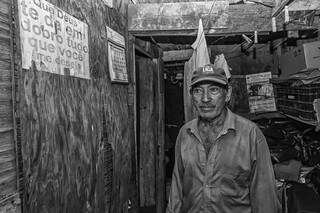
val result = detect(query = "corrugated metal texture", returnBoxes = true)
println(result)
[0,0,18,205]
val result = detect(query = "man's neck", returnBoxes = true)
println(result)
[198,108,227,132]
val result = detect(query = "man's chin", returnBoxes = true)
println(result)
[198,112,217,120]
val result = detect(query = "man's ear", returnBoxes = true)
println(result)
[225,85,232,102]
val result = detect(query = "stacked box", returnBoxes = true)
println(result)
[273,82,320,121]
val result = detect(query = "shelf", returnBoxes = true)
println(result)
[280,113,320,131]
[246,111,285,121]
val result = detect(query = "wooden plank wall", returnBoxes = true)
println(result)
[154,57,165,213]
[134,39,165,211]
[137,56,157,207]
[13,0,135,213]
[0,0,20,212]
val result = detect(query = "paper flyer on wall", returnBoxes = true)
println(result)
[18,0,90,79]
[246,72,277,113]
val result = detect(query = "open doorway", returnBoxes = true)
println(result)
[162,60,185,202]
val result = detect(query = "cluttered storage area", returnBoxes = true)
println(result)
[130,1,320,212]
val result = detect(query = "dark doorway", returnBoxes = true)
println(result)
[163,61,185,202]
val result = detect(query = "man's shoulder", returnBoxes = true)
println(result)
[231,111,265,142]
[182,118,197,128]
[232,112,259,131]
[177,118,197,134]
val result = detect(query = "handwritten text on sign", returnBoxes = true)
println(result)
[18,0,90,79]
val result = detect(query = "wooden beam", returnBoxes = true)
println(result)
[162,49,193,62]
[245,0,274,8]
[129,1,229,33]
[275,10,319,31]
[272,0,320,17]
[272,0,294,17]
[288,0,320,11]
[129,3,274,36]
[129,1,319,41]
[137,0,275,4]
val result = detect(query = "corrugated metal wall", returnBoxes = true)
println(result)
[0,0,19,209]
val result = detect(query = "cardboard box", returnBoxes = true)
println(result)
[279,40,320,78]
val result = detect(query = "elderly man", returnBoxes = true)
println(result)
[166,64,280,213]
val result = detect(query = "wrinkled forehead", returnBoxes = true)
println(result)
[191,80,227,90]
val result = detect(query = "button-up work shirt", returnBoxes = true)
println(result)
[166,109,281,213]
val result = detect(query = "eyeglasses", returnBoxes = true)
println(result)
[192,86,223,97]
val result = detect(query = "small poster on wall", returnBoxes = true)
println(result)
[108,43,128,83]
[106,26,128,83]
[18,0,90,79]
[246,72,277,113]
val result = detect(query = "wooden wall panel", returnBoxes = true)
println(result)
[137,57,156,207]
[20,72,103,213]
[155,58,165,213]
[0,101,13,129]
[0,0,19,211]
[13,0,134,213]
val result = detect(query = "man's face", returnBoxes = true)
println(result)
[191,82,230,120]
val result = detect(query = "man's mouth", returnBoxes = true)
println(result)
[200,106,215,111]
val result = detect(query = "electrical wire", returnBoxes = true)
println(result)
[193,0,219,50]
[193,0,320,61]
[204,0,219,33]
[226,38,289,60]
[284,4,320,25]
[225,3,320,60]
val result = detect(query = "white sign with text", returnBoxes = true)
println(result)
[106,26,125,47]
[18,0,90,79]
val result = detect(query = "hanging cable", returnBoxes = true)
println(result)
[204,0,218,34]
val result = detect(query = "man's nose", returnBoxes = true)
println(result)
[201,89,211,102]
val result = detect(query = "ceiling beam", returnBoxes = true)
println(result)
[162,49,193,62]
[129,2,317,36]
[129,3,273,35]
[129,1,319,45]
[288,0,320,11]
[129,1,229,35]
[272,0,294,17]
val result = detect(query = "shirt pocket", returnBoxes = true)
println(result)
[219,171,250,198]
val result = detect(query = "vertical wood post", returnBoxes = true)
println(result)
[154,56,165,213]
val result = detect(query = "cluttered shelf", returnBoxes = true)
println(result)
[281,113,320,131]
[271,68,320,131]
[241,111,319,129]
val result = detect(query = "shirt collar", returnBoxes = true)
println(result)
[187,108,237,138]
[221,108,236,134]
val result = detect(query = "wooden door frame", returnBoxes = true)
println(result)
[133,37,165,213]
[154,57,165,213]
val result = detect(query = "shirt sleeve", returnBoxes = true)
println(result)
[166,130,184,213]
[250,127,281,213]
